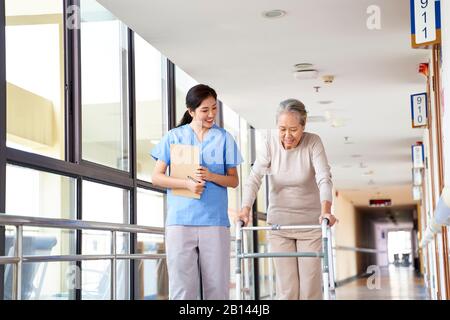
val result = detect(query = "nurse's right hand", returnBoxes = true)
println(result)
[186,178,205,195]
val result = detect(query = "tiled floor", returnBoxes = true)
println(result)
[334,265,428,300]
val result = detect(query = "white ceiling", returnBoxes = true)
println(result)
[98,0,430,206]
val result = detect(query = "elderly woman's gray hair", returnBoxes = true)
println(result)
[276,99,308,126]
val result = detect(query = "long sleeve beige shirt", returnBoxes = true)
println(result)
[242,131,333,225]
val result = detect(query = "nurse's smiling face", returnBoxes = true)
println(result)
[189,96,217,129]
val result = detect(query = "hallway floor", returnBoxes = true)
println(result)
[335,265,428,300]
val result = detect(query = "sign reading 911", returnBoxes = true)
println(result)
[410,0,441,48]
[410,93,427,127]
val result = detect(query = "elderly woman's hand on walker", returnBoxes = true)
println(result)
[319,213,338,227]
[236,206,252,227]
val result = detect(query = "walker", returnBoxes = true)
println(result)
[234,218,336,300]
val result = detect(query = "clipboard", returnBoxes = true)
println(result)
[170,144,201,199]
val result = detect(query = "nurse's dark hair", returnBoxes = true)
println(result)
[176,84,217,127]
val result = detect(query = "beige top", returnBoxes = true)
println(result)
[242,131,333,225]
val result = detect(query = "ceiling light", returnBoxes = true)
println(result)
[344,136,354,145]
[308,115,327,123]
[331,118,345,127]
[351,154,362,158]
[318,100,333,105]
[262,9,286,19]
[293,69,318,80]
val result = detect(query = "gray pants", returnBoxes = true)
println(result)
[165,226,230,300]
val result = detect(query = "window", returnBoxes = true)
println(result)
[223,104,241,217]
[4,165,77,299]
[5,0,65,159]
[175,66,197,126]
[255,129,267,213]
[81,180,130,299]
[239,119,251,194]
[134,34,167,182]
[135,189,167,300]
[80,0,129,171]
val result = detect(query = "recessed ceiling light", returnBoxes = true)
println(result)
[331,119,345,127]
[307,115,327,122]
[262,9,286,19]
[318,100,333,105]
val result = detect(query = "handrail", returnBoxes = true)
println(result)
[0,214,166,300]
[420,187,450,248]
[0,214,164,234]
[333,245,386,254]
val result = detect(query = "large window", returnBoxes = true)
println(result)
[134,34,167,182]
[81,0,129,171]
[255,129,267,213]
[81,181,130,299]
[4,165,77,299]
[223,104,241,217]
[135,189,167,300]
[5,0,65,159]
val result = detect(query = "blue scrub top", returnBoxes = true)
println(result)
[150,124,243,227]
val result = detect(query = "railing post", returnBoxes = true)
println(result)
[111,231,116,300]
[12,225,23,300]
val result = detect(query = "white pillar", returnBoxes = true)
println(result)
[441,0,450,186]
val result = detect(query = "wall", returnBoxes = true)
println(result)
[332,192,358,283]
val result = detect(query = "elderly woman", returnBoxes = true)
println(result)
[238,98,336,300]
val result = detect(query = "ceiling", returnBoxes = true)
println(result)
[98,0,430,206]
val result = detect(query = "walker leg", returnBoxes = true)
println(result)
[321,219,330,300]
[235,221,243,300]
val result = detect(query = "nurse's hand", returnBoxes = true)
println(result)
[319,213,338,227]
[236,206,252,227]
[186,178,206,195]
[196,166,213,181]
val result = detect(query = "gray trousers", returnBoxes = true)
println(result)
[165,226,230,300]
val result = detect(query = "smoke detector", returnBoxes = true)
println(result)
[293,63,318,80]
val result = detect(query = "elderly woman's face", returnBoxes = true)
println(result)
[277,112,304,150]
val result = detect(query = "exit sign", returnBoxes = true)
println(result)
[369,199,392,207]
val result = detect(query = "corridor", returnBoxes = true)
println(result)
[335,266,428,300]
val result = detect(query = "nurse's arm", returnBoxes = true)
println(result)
[208,167,239,188]
[151,159,188,189]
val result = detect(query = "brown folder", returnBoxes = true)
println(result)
[170,144,201,199]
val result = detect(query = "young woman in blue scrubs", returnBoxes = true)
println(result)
[151,84,243,300]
